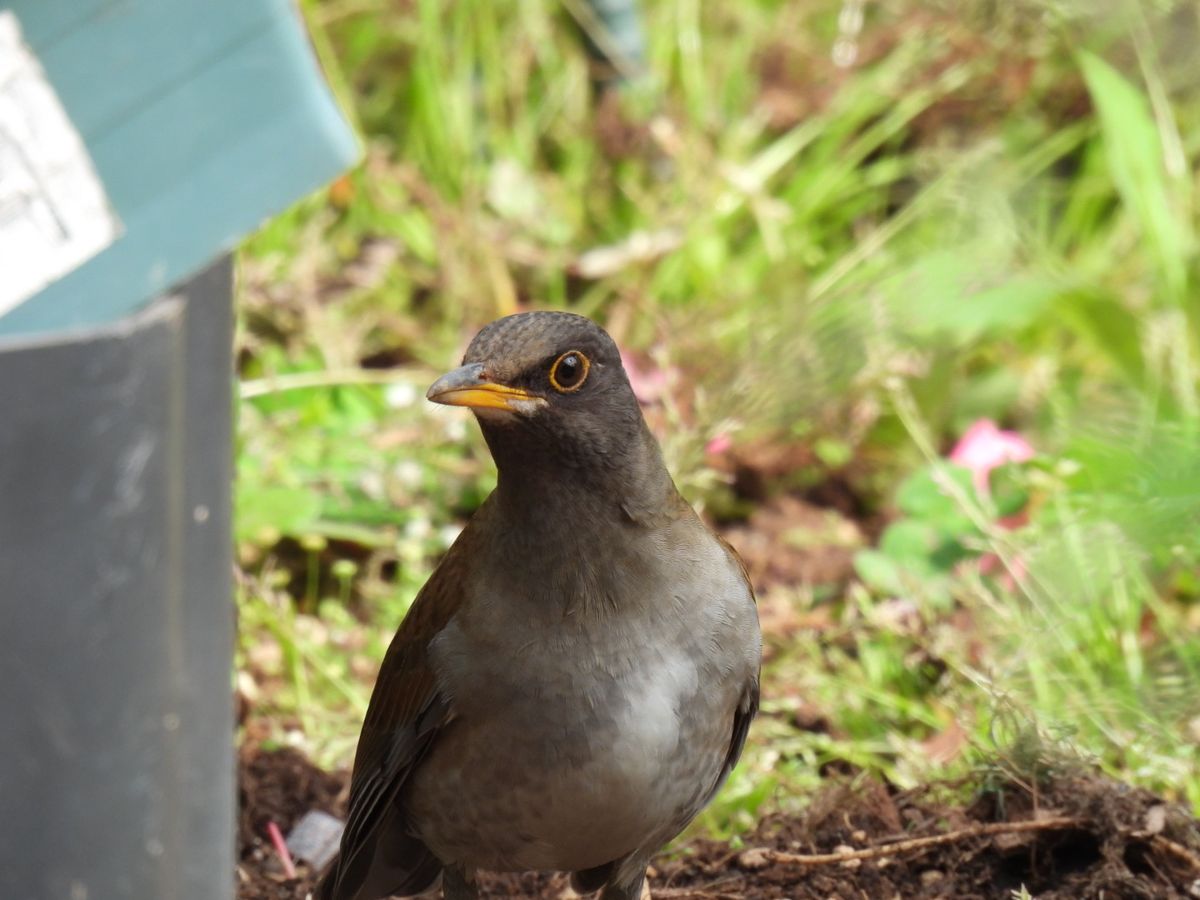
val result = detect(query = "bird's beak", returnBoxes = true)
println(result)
[426,363,545,413]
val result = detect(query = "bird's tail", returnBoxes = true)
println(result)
[313,861,339,900]
[313,837,442,900]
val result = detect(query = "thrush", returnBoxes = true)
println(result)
[317,311,761,900]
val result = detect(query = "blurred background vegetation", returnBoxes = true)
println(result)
[235,0,1200,833]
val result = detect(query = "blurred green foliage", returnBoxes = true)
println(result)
[236,0,1200,823]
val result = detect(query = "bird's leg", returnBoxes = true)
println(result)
[598,867,650,900]
[441,866,479,900]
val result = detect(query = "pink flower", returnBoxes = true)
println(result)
[705,433,733,456]
[949,419,1034,592]
[620,350,671,404]
[949,419,1034,497]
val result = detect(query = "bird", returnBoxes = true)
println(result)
[317,311,761,900]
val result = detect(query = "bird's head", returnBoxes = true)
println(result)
[426,312,653,486]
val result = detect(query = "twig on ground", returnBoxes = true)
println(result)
[1150,834,1200,873]
[694,847,745,876]
[739,816,1083,868]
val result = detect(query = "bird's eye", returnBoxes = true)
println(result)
[549,350,590,393]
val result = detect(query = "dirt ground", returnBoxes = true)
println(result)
[238,745,1200,900]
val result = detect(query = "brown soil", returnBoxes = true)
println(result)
[238,747,1200,900]
[720,494,862,596]
[238,746,347,899]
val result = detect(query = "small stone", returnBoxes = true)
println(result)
[994,830,1034,850]
[236,670,259,702]
[833,845,860,869]
[737,847,772,870]
[286,810,345,871]
[1143,804,1166,835]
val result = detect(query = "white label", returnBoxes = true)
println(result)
[0,10,121,317]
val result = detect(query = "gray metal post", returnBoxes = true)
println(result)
[582,0,646,89]
[0,257,235,900]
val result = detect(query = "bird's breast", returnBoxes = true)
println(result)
[404,524,759,873]
[407,601,740,873]
[426,605,710,777]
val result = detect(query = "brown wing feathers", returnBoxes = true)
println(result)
[317,534,474,900]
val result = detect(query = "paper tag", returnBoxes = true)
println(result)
[0,10,121,317]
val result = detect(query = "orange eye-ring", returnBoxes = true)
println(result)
[549,350,590,393]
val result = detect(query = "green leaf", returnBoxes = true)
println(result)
[854,549,906,595]
[305,520,396,549]
[894,465,977,536]
[814,437,853,468]
[879,520,943,567]
[1078,51,1189,302]
[989,462,1031,520]
[236,485,322,545]
[1057,289,1146,385]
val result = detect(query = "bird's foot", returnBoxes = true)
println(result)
[598,872,650,900]
[442,866,478,900]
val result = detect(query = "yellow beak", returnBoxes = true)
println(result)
[426,363,544,413]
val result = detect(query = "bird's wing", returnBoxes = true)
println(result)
[318,528,476,900]
[713,535,762,794]
[719,675,760,787]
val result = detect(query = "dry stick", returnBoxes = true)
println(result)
[1150,834,1200,873]
[743,816,1082,868]
[650,820,1200,899]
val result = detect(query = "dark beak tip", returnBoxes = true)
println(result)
[426,362,488,405]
